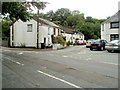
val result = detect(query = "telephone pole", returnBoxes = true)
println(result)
[37,9,39,49]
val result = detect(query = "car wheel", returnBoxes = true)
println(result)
[90,48,93,51]
[101,47,104,51]
[107,50,112,52]
[98,47,104,51]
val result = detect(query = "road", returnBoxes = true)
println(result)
[2,45,119,88]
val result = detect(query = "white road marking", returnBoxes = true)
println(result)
[12,60,24,66]
[18,52,23,55]
[101,61,118,66]
[4,57,24,66]
[86,58,92,61]
[37,70,82,88]
[43,66,47,69]
[62,56,68,57]
[16,62,21,65]
[21,64,24,66]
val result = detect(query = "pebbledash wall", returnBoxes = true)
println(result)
[101,12,120,42]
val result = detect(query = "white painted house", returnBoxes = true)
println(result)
[10,16,61,48]
[61,27,84,43]
[101,12,120,42]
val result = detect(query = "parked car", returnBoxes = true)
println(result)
[105,40,120,52]
[89,39,107,51]
[76,40,86,45]
[86,39,95,48]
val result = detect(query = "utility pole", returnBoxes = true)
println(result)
[37,9,39,49]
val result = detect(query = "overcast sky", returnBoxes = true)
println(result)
[37,0,120,19]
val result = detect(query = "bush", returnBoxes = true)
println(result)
[67,41,73,46]
[53,36,66,46]
[20,43,26,47]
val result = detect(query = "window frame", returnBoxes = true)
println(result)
[110,34,119,41]
[53,28,56,35]
[27,24,33,32]
[102,24,104,31]
[48,27,50,35]
[110,22,119,29]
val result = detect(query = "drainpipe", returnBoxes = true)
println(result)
[11,24,14,47]
[118,1,120,40]
[37,9,39,49]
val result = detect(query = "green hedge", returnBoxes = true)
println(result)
[53,36,66,45]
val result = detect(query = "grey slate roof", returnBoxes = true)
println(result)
[61,27,84,35]
[60,27,73,34]
[102,11,120,24]
[33,16,59,28]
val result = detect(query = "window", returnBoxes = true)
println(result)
[53,28,56,35]
[110,34,119,41]
[58,29,60,36]
[48,28,50,35]
[27,24,32,32]
[110,22,119,28]
[102,24,104,31]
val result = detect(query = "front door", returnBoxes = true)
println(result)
[44,37,46,46]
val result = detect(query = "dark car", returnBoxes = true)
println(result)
[89,40,107,51]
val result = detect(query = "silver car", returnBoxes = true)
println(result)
[105,40,120,52]
[86,39,95,48]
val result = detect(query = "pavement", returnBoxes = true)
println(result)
[1,46,53,51]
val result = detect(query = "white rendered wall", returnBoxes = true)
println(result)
[12,19,37,47]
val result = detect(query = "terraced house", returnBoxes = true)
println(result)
[10,16,62,48]
[101,11,120,42]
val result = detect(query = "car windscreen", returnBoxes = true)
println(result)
[92,40,100,43]
[87,40,94,43]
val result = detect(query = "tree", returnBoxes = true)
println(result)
[1,0,48,38]
[53,8,71,25]
[2,0,48,24]
[85,16,93,22]
[66,14,85,29]
[71,10,80,15]
[40,8,104,40]
[2,2,31,22]
[45,10,54,21]
[2,19,10,38]
[52,21,61,26]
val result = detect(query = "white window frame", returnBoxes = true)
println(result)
[27,24,32,32]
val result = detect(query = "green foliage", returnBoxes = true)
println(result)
[67,41,73,46]
[1,1,48,38]
[2,2,106,40]
[20,43,26,47]
[66,14,85,28]
[53,36,66,45]
[2,19,10,38]
[2,1,48,23]
[76,22,101,40]
[2,2,31,22]
[38,8,106,40]
[52,21,62,26]
[71,10,80,15]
